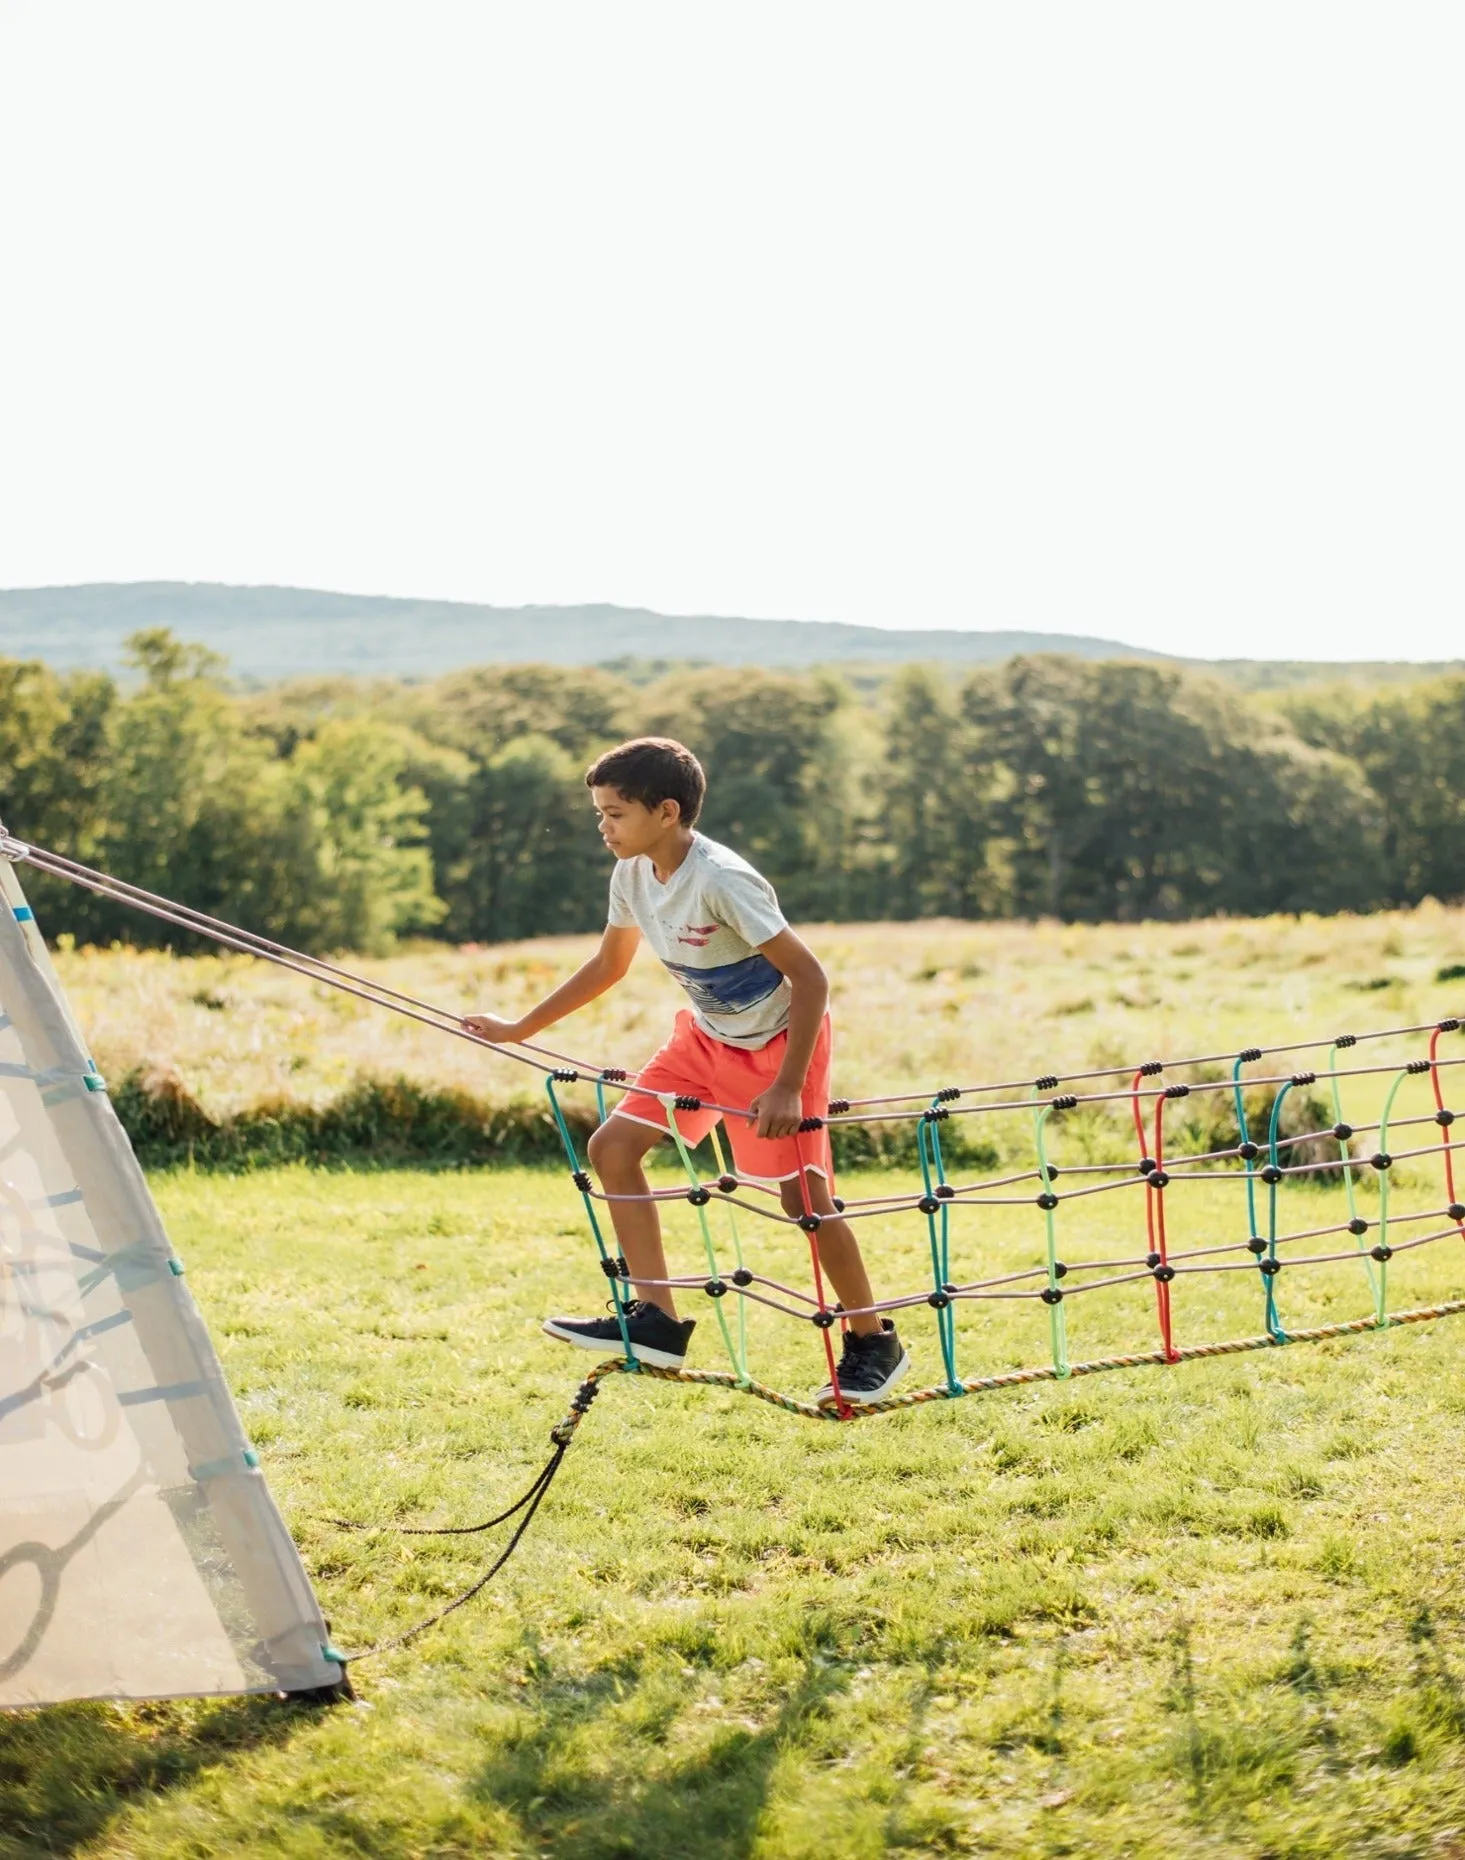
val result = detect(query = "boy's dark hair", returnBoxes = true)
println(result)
[585,737,706,826]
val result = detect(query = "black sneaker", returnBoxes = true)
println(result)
[813,1318,910,1406]
[542,1299,696,1369]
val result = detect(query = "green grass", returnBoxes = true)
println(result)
[10,1152,1465,1857]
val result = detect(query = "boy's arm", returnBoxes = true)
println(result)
[462,924,641,1044]
[746,928,829,1139]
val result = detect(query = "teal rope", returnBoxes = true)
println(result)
[1263,1083,1292,1342]
[917,1108,959,1393]
[545,1078,636,1366]
[1232,1054,1260,1241]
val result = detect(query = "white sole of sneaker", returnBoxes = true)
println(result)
[814,1346,911,1407]
[541,1318,689,1370]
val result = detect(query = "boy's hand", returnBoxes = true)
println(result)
[461,1014,525,1044]
[749,1081,804,1140]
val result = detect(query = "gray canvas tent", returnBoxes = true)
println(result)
[0,846,343,1708]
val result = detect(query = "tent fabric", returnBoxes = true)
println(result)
[0,856,339,1707]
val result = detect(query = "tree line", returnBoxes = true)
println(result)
[2,629,1462,952]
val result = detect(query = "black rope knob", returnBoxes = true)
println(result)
[572,1169,592,1191]
[1036,1192,1059,1211]
[918,1194,940,1214]
[1238,1046,1263,1063]
[927,1290,951,1309]
[674,1094,703,1112]
[1152,1264,1176,1283]
[717,1174,738,1193]
[1239,1142,1260,1162]
[1439,1018,1461,1033]
[1259,1258,1282,1277]
[826,1098,850,1116]
[1247,1236,1267,1256]
[1436,1109,1456,1127]
[1149,1171,1170,1190]
[599,1067,629,1083]
[1138,1156,1157,1175]
[1349,1217,1369,1236]
[687,1186,711,1206]
[705,1278,727,1297]
[1332,1123,1353,1141]
[1043,1165,1060,1182]
[1370,1245,1393,1262]
[798,1213,823,1232]
[935,1086,962,1103]
[1139,1061,1164,1078]
[1164,1083,1190,1100]
[936,1183,956,1199]
[923,1106,950,1123]
[798,1115,825,1132]
[1040,1286,1064,1305]
[598,1255,622,1278]
[1291,1071,1317,1087]
[832,1196,846,1212]
[1371,1153,1393,1171]
[1260,1164,1283,1184]
[1146,1250,1162,1269]
[1407,1059,1432,1076]
[812,1310,836,1329]
[1448,1204,1465,1224]
[1334,1033,1358,1049]
[732,1267,753,1286]
[1053,1260,1068,1280]
[1052,1095,1079,1112]
[551,1068,580,1083]
[568,1378,600,1415]
[1034,1074,1059,1091]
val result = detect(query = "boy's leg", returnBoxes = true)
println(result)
[778,1170,881,1336]
[587,1115,681,1319]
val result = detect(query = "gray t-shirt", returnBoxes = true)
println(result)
[607,832,791,1048]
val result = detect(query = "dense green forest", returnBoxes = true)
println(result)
[2,630,1462,951]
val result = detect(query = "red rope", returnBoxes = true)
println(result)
[1150,1097,1180,1362]
[1428,1026,1462,1229]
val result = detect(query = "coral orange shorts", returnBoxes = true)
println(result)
[613,1009,835,1184]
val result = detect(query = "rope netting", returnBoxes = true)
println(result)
[5,830,1464,1426]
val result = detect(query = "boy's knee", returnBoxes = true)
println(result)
[588,1117,651,1178]
[779,1169,831,1218]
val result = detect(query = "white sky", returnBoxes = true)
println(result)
[1,3,1461,661]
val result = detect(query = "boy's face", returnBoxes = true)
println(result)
[591,786,681,859]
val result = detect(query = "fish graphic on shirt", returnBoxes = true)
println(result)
[675,924,719,947]
[663,953,785,1016]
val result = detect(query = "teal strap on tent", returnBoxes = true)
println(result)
[1031,1100,1070,1379]
[1263,1084,1295,1342]
[1232,1053,1260,1242]
[545,1077,636,1367]
[661,1099,749,1384]
[917,1103,960,1394]
[1327,1040,1379,1307]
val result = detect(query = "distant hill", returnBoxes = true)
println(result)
[1,582,1459,688]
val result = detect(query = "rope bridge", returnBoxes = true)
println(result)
[6,829,1464,1424]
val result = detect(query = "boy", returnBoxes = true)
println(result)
[463,736,909,1405]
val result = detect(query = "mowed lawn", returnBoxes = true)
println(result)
[5,904,1465,1856]
[9,1136,1465,1856]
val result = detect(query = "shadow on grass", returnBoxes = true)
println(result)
[0,1693,319,1859]
[472,1653,853,1860]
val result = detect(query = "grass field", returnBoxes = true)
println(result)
[6,907,1465,1856]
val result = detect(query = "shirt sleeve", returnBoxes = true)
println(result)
[606,861,638,929]
[708,867,788,948]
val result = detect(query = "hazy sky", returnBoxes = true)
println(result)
[2,3,1460,660]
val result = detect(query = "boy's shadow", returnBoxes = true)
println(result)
[0,1693,316,1859]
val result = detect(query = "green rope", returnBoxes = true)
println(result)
[917,1107,959,1393]
[545,1078,636,1366]
[1327,1041,1378,1306]
[661,1100,749,1383]
[1031,1101,1070,1379]
[1371,1068,1413,1328]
